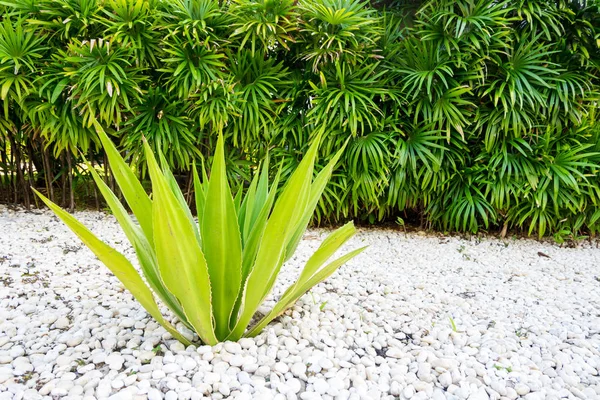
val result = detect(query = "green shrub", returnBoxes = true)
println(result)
[1,0,599,237]
[34,122,365,344]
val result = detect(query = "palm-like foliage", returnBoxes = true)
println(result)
[24,0,102,39]
[228,51,290,145]
[160,0,228,43]
[159,37,226,99]
[58,38,146,126]
[0,18,45,107]
[0,0,598,239]
[99,0,162,67]
[308,61,389,136]
[230,0,297,54]
[121,88,201,171]
[298,0,381,70]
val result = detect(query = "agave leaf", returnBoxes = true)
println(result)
[294,221,357,287]
[32,188,191,346]
[201,133,243,341]
[255,138,323,302]
[229,134,322,340]
[238,155,272,245]
[229,166,282,329]
[245,154,270,238]
[92,121,154,244]
[233,185,244,213]
[85,163,191,329]
[159,152,201,247]
[285,142,348,261]
[238,167,260,245]
[192,165,206,223]
[292,246,367,299]
[145,141,218,345]
[240,167,282,281]
[246,244,367,337]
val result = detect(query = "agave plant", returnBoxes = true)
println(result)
[33,122,365,345]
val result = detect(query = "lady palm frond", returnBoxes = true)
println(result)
[430,85,474,140]
[512,0,564,40]
[395,38,474,139]
[159,35,226,99]
[31,101,97,155]
[228,50,290,146]
[229,0,297,54]
[418,0,512,64]
[0,18,46,106]
[557,0,600,67]
[475,106,537,151]
[482,33,560,112]
[346,132,392,179]
[379,11,408,54]
[344,132,392,219]
[393,123,446,172]
[435,166,497,233]
[100,0,162,67]
[190,79,239,134]
[121,88,201,172]
[0,0,40,16]
[478,138,535,210]
[161,0,228,43]
[545,71,594,126]
[396,37,455,100]
[26,0,102,39]
[298,0,381,70]
[308,60,389,136]
[60,38,146,126]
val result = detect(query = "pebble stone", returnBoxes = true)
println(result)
[0,208,599,399]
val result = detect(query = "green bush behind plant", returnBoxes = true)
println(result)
[1,0,599,238]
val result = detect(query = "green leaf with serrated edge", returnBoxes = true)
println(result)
[246,154,270,238]
[257,141,322,304]
[32,188,190,346]
[159,152,201,247]
[234,186,244,214]
[285,142,348,261]
[238,156,271,245]
[246,245,367,337]
[193,158,210,226]
[240,167,282,280]
[201,133,243,341]
[228,133,322,340]
[294,221,356,288]
[92,120,153,244]
[192,165,206,225]
[239,170,259,245]
[86,163,191,328]
[144,141,218,345]
[229,167,282,330]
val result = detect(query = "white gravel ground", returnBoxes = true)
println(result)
[0,207,599,400]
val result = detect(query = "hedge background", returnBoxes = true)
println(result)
[0,0,599,239]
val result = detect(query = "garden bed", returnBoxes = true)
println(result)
[0,207,599,400]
